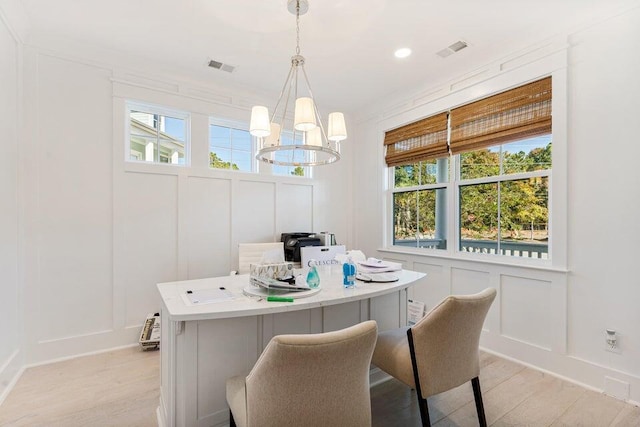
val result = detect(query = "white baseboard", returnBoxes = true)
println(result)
[27,326,142,366]
[0,349,25,407]
[25,342,140,369]
[156,405,166,427]
[481,336,640,406]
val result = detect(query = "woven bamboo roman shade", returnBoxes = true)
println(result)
[384,112,449,166]
[449,77,552,155]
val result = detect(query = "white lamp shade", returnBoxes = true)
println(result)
[294,97,317,131]
[327,112,347,141]
[250,106,271,137]
[264,122,281,147]
[306,127,322,146]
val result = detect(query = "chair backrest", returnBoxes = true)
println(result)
[411,288,496,397]
[245,320,378,427]
[237,242,284,274]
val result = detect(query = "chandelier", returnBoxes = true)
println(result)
[249,0,347,167]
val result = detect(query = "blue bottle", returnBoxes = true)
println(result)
[306,260,320,289]
[343,257,356,288]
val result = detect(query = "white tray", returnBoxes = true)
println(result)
[243,285,321,299]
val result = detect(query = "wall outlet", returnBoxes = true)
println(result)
[605,329,622,354]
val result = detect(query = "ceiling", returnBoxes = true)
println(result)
[15,0,638,113]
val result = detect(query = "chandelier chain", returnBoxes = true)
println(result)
[295,1,300,55]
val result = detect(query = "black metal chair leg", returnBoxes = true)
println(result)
[471,377,487,427]
[416,395,431,427]
[229,410,237,427]
[407,328,431,426]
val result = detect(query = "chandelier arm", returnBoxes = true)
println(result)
[270,63,296,123]
[280,69,294,129]
[300,64,328,145]
[291,63,300,162]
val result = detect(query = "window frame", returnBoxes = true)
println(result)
[125,101,191,166]
[384,67,567,269]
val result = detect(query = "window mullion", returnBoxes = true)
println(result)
[497,181,501,256]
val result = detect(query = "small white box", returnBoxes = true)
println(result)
[301,245,346,267]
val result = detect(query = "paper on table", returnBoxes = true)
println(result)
[184,288,234,305]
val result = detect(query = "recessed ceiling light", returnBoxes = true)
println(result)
[394,48,412,59]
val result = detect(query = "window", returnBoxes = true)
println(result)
[387,77,552,261]
[127,103,189,165]
[209,122,254,172]
[392,159,448,249]
[458,136,551,258]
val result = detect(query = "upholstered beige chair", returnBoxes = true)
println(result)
[236,242,284,275]
[372,288,497,427]
[226,320,378,427]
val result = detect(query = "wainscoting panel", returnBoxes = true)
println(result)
[323,301,364,332]
[501,275,554,350]
[410,261,448,312]
[268,310,314,341]
[186,176,232,279]
[122,172,178,326]
[278,183,313,233]
[235,180,276,244]
[193,317,259,422]
[451,267,491,295]
[370,292,403,332]
[35,54,114,342]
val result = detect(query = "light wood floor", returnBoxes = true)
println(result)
[1,347,638,426]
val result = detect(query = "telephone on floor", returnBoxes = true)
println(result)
[139,312,161,351]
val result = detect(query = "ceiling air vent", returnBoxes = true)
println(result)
[208,59,235,73]
[436,40,468,58]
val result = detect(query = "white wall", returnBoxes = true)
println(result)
[351,7,640,403]
[566,5,640,391]
[0,10,23,403]
[17,48,351,364]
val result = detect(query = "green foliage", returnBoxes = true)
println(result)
[460,183,498,239]
[460,150,499,179]
[210,152,239,170]
[394,161,440,187]
[528,143,552,170]
[394,143,551,243]
[291,166,305,176]
[393,160,446,241]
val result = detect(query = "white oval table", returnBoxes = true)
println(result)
[156,266,426,427]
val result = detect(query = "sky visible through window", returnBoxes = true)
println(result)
[489,134,551,155]
[163,117,186,141]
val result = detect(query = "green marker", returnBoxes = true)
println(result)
[267,296,294,302]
